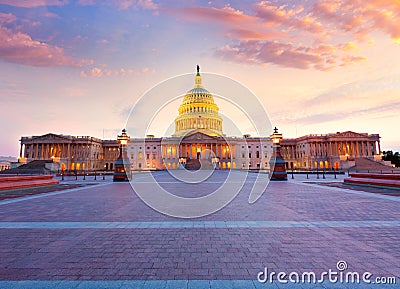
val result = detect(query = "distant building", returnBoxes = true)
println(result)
[0,160,10,171]
[18,67,382,171]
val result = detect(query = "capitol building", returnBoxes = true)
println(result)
[18,67,382,172]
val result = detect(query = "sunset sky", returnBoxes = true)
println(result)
[1,0,400,157]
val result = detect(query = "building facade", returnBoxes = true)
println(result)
[18,67,382,172]
[281,131,381,170]
[19,134,119,172]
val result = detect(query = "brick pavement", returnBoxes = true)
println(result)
[0,171,399,288]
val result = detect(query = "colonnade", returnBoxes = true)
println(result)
[20,143,72,159]
[308,140,380,157]
[175,118,222,132]
[162,143,233,160]
[282,140,380,160]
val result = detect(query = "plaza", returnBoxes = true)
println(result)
[0,171,399,288]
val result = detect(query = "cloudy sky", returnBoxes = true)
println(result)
[1,0,400,157]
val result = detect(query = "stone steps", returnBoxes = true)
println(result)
[0,175,59,191]
[344,172,400,189]
[351,157,396,172]
[0,160,53,175]
[185,159,201,170]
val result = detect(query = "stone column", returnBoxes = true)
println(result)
[377,140,381,155]
[30,144,35,159]
[367,141,371,156]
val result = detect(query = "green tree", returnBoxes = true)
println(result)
[382,151,400,167]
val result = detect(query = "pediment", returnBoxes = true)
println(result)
[182,131,220,142]
[32,133,71,141]
[331,131,367,138]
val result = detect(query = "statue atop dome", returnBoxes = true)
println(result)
[196,65,200,75]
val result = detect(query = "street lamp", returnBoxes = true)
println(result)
[113,129,131,182]
[269,127,287,181]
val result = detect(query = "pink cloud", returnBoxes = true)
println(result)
[226,28,286,41]
[0,12,16,24]
[311,0,400,42]
[215,40,365,71]
[171,5,286,41]
[172,1,400,70]
[174,5,258,26]
[0,0,67,7]
[0,16,92,67]
[254,1,324,34]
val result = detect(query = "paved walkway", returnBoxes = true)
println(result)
[0,171,399,288]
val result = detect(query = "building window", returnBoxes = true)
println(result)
[146,153,150,159]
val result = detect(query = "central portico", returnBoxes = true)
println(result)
[161,132,233,170]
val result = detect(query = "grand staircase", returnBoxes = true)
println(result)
[350,158,397,172]
[0,160,53,175]
[185,159,201,170]
[184,158,214,171]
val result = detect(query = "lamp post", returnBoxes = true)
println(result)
[269,127,287,181]
[113,129,131,182]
